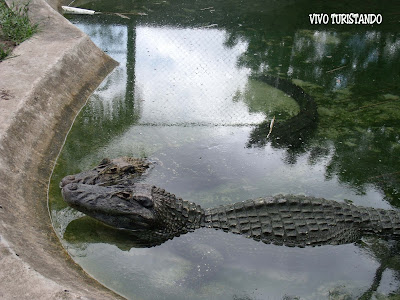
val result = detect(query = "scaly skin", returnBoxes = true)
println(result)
[60,157,151,187]
[205,195,400,247]
[62,183,204,238]
[61,181,400,247]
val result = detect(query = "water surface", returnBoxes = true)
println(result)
[50,0,400,299]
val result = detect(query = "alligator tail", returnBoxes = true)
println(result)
[203,195,400,247]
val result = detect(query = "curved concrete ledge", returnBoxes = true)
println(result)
[0,0,123,298]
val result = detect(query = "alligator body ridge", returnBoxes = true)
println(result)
[204,195,400,247]
[60,158,400,248]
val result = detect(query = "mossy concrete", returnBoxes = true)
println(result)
[0,0,124,298]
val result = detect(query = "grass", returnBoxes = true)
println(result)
[0,0,38,61]
[0,43,9,59]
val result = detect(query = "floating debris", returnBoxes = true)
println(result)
[114,12,148,16]
[266,115,275,139]
[61,6,147,18]
[61,6,95,15]
[326,65,347,73]
[114,13,130,19]
[196,24,218,29]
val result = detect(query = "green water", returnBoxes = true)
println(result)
[49,0,400,298]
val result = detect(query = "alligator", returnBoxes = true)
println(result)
[61,159,400,247]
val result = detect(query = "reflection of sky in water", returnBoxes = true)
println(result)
[71,23,389,209]
[74,23,128,113]
[89,125,390,209]
[384,35,400,59]
[74,23,266,125]
[134,26,264,125]
[68,229,378,300]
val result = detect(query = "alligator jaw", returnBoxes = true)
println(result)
[61,183,157,230]
[61,182,79,205]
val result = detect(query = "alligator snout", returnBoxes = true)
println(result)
[61,183,77,205]
[60,175,76,188]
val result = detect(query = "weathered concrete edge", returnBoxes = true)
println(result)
[0,0,124,299]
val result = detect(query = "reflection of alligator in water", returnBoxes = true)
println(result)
[63,215,400,295]
[247,75,318,150]
[61,157,400,248]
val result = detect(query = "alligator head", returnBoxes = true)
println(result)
[61,182,205,234]
[60,157,151,188]
[62,183,157,230]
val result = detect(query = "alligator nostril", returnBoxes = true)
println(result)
[60,175,76,188]
[69,183,78,190]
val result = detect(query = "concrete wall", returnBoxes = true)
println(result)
[0,0,124,298]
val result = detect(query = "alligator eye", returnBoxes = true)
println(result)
[115,191,132,200]
[136,196,153,208]
[121,166,135,174]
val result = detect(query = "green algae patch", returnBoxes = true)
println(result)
[234,78,300,119]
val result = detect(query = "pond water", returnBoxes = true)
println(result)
[49,0,400,299]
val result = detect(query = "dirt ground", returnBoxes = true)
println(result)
[0,28,17,60]
[0,39,16,53]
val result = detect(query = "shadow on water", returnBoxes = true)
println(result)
[246,74,318,154]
